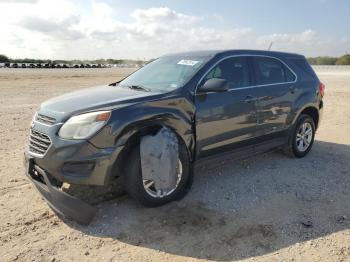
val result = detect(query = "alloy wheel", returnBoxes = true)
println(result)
[142,159,183,198]
[296,122,313,152]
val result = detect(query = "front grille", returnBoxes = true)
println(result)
[28,129,51,156]
[35,113,56,125]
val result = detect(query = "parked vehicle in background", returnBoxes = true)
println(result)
[24,50,324,224]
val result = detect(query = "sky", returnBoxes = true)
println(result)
[0,0,349,59]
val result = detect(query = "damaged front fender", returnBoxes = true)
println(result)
[90,95,196,161]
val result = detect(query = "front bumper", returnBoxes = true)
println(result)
[27,118,125,186]
[24,117,126,224]
[24,156,97,225]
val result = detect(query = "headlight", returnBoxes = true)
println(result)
[58,111,111,139]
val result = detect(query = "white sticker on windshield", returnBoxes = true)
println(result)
[177,59,199,66]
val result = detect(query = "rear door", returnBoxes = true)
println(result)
[195,56,259,158]
[252,56,297,136]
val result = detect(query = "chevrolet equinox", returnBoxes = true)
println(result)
[24,50,324,224]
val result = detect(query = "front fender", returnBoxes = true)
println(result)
[117,112,194,159]
[90,97,195,161]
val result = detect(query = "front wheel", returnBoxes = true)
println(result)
[123,140,192,207]
[284,114,316,158]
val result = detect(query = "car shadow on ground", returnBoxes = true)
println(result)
[68,140,350,261]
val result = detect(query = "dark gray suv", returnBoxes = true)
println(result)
[24,50,324,224]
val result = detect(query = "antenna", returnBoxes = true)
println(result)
[268,42,273,51]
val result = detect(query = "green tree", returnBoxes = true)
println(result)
[335,55,350,65]
[307,56,337,65]
[0,54,10,63]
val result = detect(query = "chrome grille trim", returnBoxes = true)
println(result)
[35,113,56,125]
[28,129,51,156]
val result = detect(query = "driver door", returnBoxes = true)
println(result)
[195,56,259,158]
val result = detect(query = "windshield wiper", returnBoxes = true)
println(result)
[127,85,150,92]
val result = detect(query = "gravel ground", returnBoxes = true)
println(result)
[0,68,349,261]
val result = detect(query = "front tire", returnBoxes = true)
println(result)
[123,139,192,207]
[284,114,315,158]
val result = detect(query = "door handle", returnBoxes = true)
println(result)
[244,95,256,103]
[289,86,296,94]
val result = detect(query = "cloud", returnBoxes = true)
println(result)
[0,0,38,3]
[131,7,198,25]
[90,30,120,42]
[0,1,349,59]
[19,15,85,40]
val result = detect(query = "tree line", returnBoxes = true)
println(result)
[307,55,350,65]
[1,54,350,65]
[0,54,147,66]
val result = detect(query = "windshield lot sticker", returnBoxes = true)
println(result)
[177,60,199,66]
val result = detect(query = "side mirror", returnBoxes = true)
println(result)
[197,78,229,93]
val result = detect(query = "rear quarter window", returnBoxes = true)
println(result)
[253,57,296,85]
[288,57,318,80]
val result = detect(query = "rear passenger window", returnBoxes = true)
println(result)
[204,57,250,89]
[253,57,295,85]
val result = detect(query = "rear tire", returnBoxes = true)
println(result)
[123,139,192,207]
[284,114,315,158]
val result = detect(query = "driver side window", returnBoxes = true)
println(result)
[204,57,250,89]
[205,66,222,80]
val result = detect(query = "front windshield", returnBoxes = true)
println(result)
[118,56,208,92]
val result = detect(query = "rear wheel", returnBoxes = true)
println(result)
[123,139,192,207]
[284,114,315,158]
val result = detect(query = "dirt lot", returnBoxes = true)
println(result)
[0,68,349,261]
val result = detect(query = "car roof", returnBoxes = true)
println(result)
[164,49,304,59]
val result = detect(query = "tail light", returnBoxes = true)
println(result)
[319,82,325,97]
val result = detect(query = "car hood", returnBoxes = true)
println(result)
[39,85,160,121]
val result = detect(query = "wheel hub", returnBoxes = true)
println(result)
[142,159,183,198]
